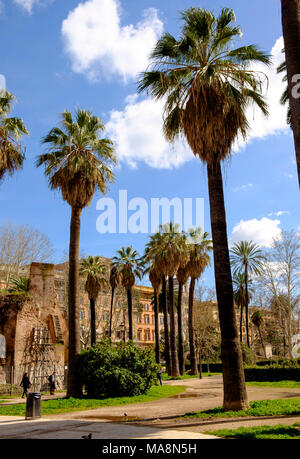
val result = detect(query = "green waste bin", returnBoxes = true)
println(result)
[25,392,41,420]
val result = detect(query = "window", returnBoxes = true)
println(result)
[145,330,150,341]
[144,315,150,325]
[79,310,84,320]
[137,315,141,324]
[152,315,155,324]
[137,330,142,341]
[144,304,149,311]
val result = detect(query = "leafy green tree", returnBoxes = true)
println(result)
[138,6,270,410]
[0,90,28,184]
[113,246,143,341]
[230,241,265,348]
[37,109,116,397]
[80,256,108,346]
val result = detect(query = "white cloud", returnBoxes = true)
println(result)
[230,217,282,248]
[267,210,290,217]
[233,36,290,152]
[61,0,163,81]
[232,183,253,192]
[106,95,194,169]
[13,0,52,14]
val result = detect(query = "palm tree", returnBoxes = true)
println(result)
[230,241,265,348]
[37,109,116,397]
[277,54,291,126]
[251,310,267,358]
[7,276,29,293]
[0,90,28,184]
[113,246,143,341]
[148,264,162,364]
[233,272,247,343]
[186,228,212,375]
[138,6,270,410]
[80,256,108,346]
[109,266,122,338]
[281,0,300,187]
[176,264,189,375]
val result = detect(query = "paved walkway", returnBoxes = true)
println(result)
[0,375,300,439]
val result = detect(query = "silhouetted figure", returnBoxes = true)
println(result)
[20,373,31,398]
[48,372,56,395]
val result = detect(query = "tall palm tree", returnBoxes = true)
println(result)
[176,264,189,375]
[113,246,143,341]
[186,228,212,375]
[80,256,108,346]
[251,310,267,358]
[148,264,162,364]
[138,6,270,410]
[230,241,265,348]
[37,109,116,397]
[233,272,247,343]
[0,90,28,184]
[109,266,122,338]
[281,0,300,187]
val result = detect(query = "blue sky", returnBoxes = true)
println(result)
[0,0,299,288]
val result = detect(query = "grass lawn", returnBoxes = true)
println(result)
[0,384,186,417]
[246,381,300,389]
[183,398,300,419]
[162,372,221,381]
[208,423,300,439]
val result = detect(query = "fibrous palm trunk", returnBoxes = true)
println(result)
[127,288,133,341]
[245,265,250,348]
[177,283,185,375]
[162,276,171,375]
[207,162,249,411]
[188,276,198,375]
[240,303,244,343]
[281,0,300,188]
[154,289,160,364]
[90,298,96,347]
[109,287,115,338]
[168,276,179,377]
[67,206,82,398]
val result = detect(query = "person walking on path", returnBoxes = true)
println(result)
[157,368,163,386]
[20,373,31,398]
[48,372,56,395]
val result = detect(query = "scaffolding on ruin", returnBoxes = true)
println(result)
[20,328,61,392]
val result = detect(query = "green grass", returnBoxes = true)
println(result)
[162,372,221,381]
[208,423,300,439]
[0,384,186,417]
[183,398,300,419]
[246,380,300,389]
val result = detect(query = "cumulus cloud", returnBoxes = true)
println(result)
[233,36,290,152]
[61,0,163,81]
[230,217,282,248]
[106,95,194,169]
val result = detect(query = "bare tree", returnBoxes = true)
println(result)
[0,223,54,287]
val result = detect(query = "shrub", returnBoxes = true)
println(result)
[255,358,300,367]
[77,339,159,398]
[244,365,300,382]
[241,343,256,365]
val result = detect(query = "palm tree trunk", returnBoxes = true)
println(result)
[240,303,244,343]
[154,289,160,364]
[109,287,115,338]
[177,283,185,375]
[168,276,179,377]
[127,288,133,341]
[162,276,171,375]
[188,276,198,375]
[67,206,82,398]
[245,265,250,348]
[90,298,96,347]
[207,162,249,411]
[281,0,300,188]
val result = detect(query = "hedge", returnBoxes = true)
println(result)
[244,365,300,382]
[255,358,300,367]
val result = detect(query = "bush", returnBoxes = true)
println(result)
[241,343,256,365]
[77,339,159,398]
[255,358,300,367]
[244,365,300,382]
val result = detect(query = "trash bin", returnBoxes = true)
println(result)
[25,392,41,420]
